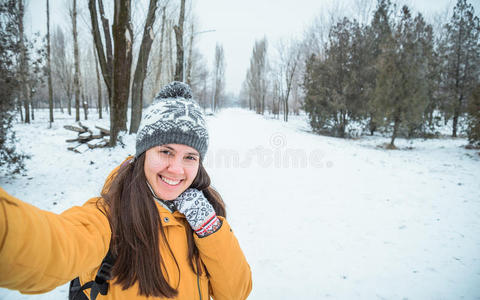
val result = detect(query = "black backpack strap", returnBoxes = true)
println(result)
[69,250,115,300]
[69,277,89,300]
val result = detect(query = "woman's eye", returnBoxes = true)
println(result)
[160,150,171,155]
[185,156,197,161]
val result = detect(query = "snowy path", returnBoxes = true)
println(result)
[1,108,479,299]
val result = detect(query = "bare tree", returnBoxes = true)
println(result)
[154,5,168,89]
[167,20,175,80]
[173,0,186,81]
[71,0,81,121]
[93,44,102,119]
[130,0,159,134]
[46,0,54,125]
[246,38,268,114]
[111,0,134,141]
[89,0,113,99]
[212,43,225,112]
[353,0,375,25]
[185,22,195,85]
[276,39,301,122]
[17,0,30,123]
[89,0,133,146]
[52,26,72,115]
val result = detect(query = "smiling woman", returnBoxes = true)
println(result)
[144,144,201,201]
[0,82,252,300]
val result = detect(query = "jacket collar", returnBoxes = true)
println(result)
[146,181,177,213]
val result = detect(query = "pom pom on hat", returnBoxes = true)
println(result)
[156,81,192,100]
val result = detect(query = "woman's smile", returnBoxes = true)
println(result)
[159,174,183,186]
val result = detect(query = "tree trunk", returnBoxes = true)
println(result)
[130,0,159,134]
[452,94,463,137]
[89,0,116,146]
[168,21,175,80]
[173,0,186,82]
[67,83,72,115]
[17,95,24,122]
[214,84,218,112]
[58,94,64,113]
[452,111,458,137]
[283,55,298,123]
[369,116,376,135]
[88,0,113,99]
[104,92,109,112]
[94,44,102,119]
[154,6,167,88]
[72,0,80,122]
[46,0,54,125]
[340,110,346,138]
[284,96,288,122]
[390,114,400,147]
[186,22,194,85]
[110,0,133,146]
[30,96,34,120]
[98,0,114,89]
[261,93,265,115]
[82,90,88,120]
[18,0,30,124]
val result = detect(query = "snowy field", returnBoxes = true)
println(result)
[1,108,479,300]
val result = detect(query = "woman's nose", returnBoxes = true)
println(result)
[166,156,184,174]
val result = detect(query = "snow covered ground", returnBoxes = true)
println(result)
[1,108,479,300]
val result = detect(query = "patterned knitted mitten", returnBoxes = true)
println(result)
[173,188,222,237]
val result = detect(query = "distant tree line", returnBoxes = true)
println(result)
[241,0,480,148]
[303,0,479,147]
[2,0,227,147]
[1,0,229,174]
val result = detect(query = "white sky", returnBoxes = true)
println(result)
[192,0,466,94]
[28,0,478,95]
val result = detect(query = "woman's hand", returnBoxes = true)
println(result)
[173,188,222,237]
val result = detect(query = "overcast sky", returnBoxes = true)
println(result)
[28,0,478,95]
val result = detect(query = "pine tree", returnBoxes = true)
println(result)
[442,0,480,137]
[373,6,430,147]
[303,18,369,138]
[365,0,394,135]
[467,84,480,146]
[303,53,330,134]
[0,0,29,174]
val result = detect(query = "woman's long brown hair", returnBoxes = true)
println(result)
[99,154,226,298]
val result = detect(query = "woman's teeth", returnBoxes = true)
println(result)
[160,175,181,185]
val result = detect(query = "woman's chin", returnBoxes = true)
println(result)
[154,187,186,201]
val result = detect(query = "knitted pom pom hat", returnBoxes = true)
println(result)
[135,81,209,161]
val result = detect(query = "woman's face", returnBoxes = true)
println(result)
[144,144,200,201]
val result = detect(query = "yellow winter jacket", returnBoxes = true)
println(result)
[0,165,252,299]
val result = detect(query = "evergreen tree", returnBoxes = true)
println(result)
[0,0,29,174]
[415,12,442,134]
[373,6,430,147]
[303,18,368,137]
[303,53,331,134]
[408,13,436,137]
[442,0,480,137]
[424,32,442,132]
[365,0,394,135]
[467,84,480,146]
